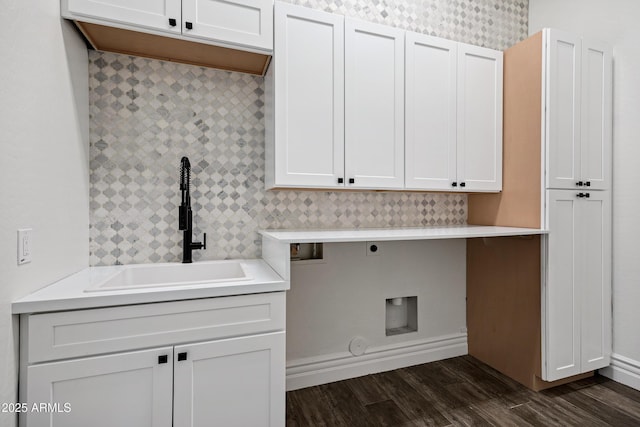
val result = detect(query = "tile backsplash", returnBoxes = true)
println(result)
[282,0,528,51]
[89,0,528,266]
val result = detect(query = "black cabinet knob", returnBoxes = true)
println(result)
[185,22,193,30]
[177,352,188,361]
[577,193,584,198]
[338,177,344,184]
[585,181,591,187]
[459,182,466,188]
[451,182,458,187]
[169,18,177,27]
[348,178,355,184]
[577,181,584,186]
[585,192,590,198]
[158,355,168,364]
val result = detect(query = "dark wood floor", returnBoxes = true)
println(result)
[286,356,640,426]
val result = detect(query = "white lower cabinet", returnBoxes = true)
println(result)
[544,190,611,382]
[174,333,285,427]
[26,347,174,427]
[19,293,286,427]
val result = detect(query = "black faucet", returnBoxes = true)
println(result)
[179,157,206,263]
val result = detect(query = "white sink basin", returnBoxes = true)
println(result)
[85,261,251,292]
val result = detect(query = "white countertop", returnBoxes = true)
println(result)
[259,225,547,243]
[13,259,287,314]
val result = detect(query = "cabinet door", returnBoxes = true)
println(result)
[456,43,503,192]
[25,347,173,427]
[405,33,457,190]
[65,0,181,34]
[544,190,581,381]
[345,18,405,189]
[272,3,345,188]
[182,0,273,50]
[580,191,611,371]
[580,40,612,190]
[173,332,285,427]
[546,29,582,190]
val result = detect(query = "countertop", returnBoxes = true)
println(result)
[259,224,547,243]
[13,259,287,314]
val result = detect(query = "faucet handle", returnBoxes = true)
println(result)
[190,234,206,251]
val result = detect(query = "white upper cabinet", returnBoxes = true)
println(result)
[457,44,503,192]
[182,0,273,50]
[580,40,612,190]
[267,2,503,191]
[546,30,581,190]
[62,0,273,52]
[405,33,458,191]
[405,36,503,192]
[544,189,611,382]
[344,18,405,189]
[545,29,612,190]
[65,0,182,34]
[266,3,344,188]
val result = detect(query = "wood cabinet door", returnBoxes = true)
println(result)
[271,3,345,188]
[24,347,173,427]
[173,332,285,427]
[405,32,458,191]
[579,191,611,372]
[345,18,405,189]
[544,190,581,381]
[182,0,273,50]
[65,0,181,34]
[456,43,503,192]
[580,40,612,190]
[546,29,582,190]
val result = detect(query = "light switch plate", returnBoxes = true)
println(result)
[18,228,32,265]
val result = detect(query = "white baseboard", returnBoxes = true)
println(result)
[599,353,640,392]
[286,333,468,391]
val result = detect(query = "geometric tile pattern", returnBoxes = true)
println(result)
[284,0,529,50]
[89,1,527,265]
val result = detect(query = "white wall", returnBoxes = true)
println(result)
[529,0,640,390]
[0,0,89,425]
[286,240,467,389]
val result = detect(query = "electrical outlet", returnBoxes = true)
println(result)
[366,241,381,256]
[18,228,32,265]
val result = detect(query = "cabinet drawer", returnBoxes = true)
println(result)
[24,292,285,364]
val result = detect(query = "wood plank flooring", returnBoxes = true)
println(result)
[286,356,640,426]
